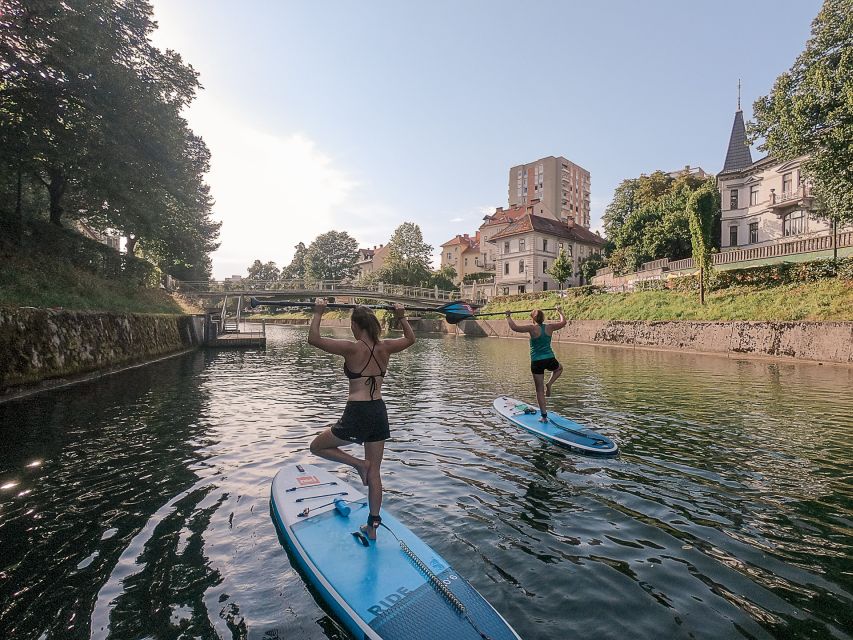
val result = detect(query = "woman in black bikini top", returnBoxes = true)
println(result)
[307,298,416,541]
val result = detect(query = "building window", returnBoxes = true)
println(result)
[749,222,759,244]
[543,282,548,291]
[558,242,564,252]
[503,241,510,254]
[730,189,739,210]
[464,258,468,266]
[729,225,738,247]
[504,263,509,275]
[782,172,793,196]
[750,186,759,206]
[543,260,547,273]
[519,260,525,273]
[502,287,509,295]
[543,239,548,251]
[519,238,526,251]
[518,285,526,294]
[783,210,806,236]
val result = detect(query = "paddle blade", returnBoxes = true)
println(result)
[249,297,261,308]
[435,301,477,324]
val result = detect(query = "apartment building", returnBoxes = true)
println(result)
[477,201,559,271]
[508,156,591,227]
[489,215,606,294]
[717,107,830,249]
[440,233,481,284]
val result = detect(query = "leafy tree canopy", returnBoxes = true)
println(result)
[282,242,307,279]
[376,222,434,286]
[305,231,358,281]
[749,0,853,224]
[246,260,281,282]
[603,171,720,274]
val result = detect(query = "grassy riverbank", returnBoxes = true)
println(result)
[0,222,199,314]
[479,279,853,322]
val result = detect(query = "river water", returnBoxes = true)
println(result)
[1,326,851,640]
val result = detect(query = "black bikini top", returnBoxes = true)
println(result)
[344,339,386,398]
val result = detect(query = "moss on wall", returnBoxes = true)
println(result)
[0,308,199,390]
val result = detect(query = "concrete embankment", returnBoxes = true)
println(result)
[260,316,853,363]
[0,308,204,394]
[455,319,853,364]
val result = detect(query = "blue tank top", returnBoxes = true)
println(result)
[530,323,555,361]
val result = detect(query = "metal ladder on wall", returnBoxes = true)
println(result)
[220,296,242,333]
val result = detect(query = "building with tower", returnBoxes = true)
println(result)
[717,89,830,250]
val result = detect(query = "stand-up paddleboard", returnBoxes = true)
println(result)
[270,464,523,640]
[493,396,619,456]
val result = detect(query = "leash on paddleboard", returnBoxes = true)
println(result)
[377,523,495,640]
[547,417,609,445]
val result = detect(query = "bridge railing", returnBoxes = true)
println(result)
[175,279,462,301]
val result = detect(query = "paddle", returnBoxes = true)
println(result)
[248,297,560,325]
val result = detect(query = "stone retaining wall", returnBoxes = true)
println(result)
[0,308,203,391]
[455,319,853,364]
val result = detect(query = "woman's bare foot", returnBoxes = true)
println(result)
[360,523,377,541]
[538,414,548,423]
[354,459,371,486]
[545,382,553,397]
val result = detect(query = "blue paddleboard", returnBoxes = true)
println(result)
[270,464,523,640]
[493,396,619,456]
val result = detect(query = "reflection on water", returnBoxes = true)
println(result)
[0,326,851,639]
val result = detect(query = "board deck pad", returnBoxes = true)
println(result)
[271,464,522,640]
[493,396,619,456]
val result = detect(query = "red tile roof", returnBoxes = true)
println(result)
[489,214,606,246]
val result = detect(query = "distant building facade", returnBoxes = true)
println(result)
[508,156,591,227]
[489,215,606,294]
[717,106,829,250]
[440,233,481,285]
[356,244,390,279]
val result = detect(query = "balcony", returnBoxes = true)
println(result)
[769,185,813,212]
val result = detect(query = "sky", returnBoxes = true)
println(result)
[149,0,823,279]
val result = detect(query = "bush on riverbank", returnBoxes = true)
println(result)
[633,256,853,293]
[479,278,853,321]
[0,221,190,313]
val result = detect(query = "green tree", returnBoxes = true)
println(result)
[246,260,281,282]
[548,248,574,288]
[687,183,720,305]
[749,0,853,239]
[305,231,358,282]
[604,171,716,273]
[429,266,457,290]
[578,254,606,284]
[376,222,433,286]
[282,242,307,279]
[0,0,219,276]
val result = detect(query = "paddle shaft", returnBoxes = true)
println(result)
[474,307,559,318]
[249,298,444,314]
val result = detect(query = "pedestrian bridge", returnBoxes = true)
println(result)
[176,279,461,308]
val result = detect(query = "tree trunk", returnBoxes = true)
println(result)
[833,218,838,261]
[126,235,137,255]
[14,159,23,246]
[46,167,66,226]
[699,264,705,305]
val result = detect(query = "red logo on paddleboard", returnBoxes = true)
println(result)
[296,475,320,486]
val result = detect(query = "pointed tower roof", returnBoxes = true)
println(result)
[721,108,753,174]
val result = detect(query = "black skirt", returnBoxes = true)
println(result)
[331,399,390,444]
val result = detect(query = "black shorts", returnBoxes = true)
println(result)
[531,357,561,375]
[331,399,390,444]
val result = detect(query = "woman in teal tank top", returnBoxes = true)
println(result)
[506,306,566,422]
